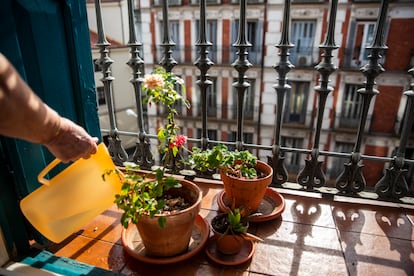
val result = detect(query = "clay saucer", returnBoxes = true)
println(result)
[217,187,285,222]
[205,237,255,266]
[121,215,209,264]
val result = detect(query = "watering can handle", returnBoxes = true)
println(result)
[38,159,61,186]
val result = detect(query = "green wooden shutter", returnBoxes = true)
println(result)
[0,0,100,253]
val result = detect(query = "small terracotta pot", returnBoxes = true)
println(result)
[220,160,273,213]
[136,179,202,257]
[211,213,248,255]
[212,228,245,255]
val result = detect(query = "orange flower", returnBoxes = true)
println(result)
[144,73,164,90]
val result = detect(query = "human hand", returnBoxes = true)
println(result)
[44,118,99,163]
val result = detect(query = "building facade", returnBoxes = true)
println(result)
[88,0,414,189]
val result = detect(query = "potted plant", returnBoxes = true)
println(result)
[188,144,273,213]
[211,208,262,255]
[142,66,190,173]
[103,165,202,257]
[103,67,201,258]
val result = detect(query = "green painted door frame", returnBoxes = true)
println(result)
[0,0,100,255]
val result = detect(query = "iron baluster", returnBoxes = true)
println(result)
[159,0,177,72]
[336,0,389,194]
[156,0,183,173]
[94,0,128,165]
[232,0,252,151]
[194,0,214,151]
[297,0,339,190]
[268,0,294,185]
[375,68,414,199]
[126,0,154,169]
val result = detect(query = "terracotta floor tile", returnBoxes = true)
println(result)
[332,201,413,240]
[250,219,347,275]
[221,267,250,275]
[281,193,336,228]
[39,181,413,276]
[121,253,221,275]
[79,204,124,244]
[50,235,126,272]
[197,182,223,211]
[339,231,414,276]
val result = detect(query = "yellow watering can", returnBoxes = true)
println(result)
[20,143,122,243]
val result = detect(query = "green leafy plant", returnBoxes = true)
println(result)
[212,207,263,243]
[188,144,258,179]
[102,165,182,229]
[142,67,190,161]
[212,208,248,236]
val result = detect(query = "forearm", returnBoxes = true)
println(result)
[0,53,60,144]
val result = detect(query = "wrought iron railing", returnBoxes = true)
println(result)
[93,0,414,204]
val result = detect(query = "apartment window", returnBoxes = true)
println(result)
[399,105,414,134]
[353,21,376,66]
[96,86,106,106]
[231,20,263,64]
[281,136,303,173]
[191,0,222,4]
[197,77,217,117]
[159,20,180,62]
[231,0,265,3]
[232,78,255,120]
[291,20,316,66]
[228,132,254,150]
[340,84,363,128]
[196,129,217,148]
[154,0,182,5]
[174,80,184,115]
[207,78,217,117]
[344,20,377,67]
[329,142,354,179]
[195,20,217,61]
[284,81,309,124]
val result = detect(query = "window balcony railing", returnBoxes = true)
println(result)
[153,45,262,66]
[94,0,414,205]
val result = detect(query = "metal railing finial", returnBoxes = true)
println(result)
[159,0,177,72]
[269,0,294,185]
[297,0,339,190]
[194,0,214,151]
[126,0,154,168]
[336,0,389,194]
[232,0,252,151]
[94,0,128,165]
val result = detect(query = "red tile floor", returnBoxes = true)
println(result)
[40,179,414,275]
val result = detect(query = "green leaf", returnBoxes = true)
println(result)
[158,217,167,229]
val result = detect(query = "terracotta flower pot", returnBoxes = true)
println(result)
[213,230,244,255]
[135,179,202,257]
[211,213,247,255]
[220,160,273,213]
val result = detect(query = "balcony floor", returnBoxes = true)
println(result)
[39,179,414,275]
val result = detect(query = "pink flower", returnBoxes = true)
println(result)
[175,135,187,147]
[169,135,187,149]
[144,73,164,90]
